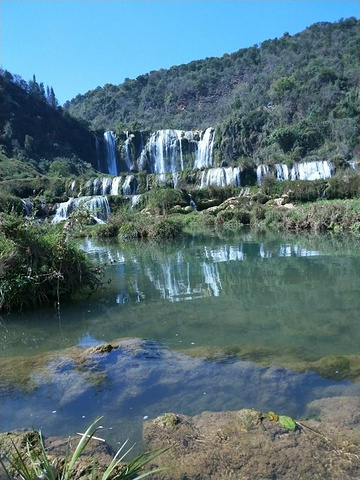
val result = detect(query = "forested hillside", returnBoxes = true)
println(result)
[0,70,97,179]
[66,17,359,165]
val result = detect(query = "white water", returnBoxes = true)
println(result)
[104,131,118,175]
[122,175,137,195]
[275,164,289,181]
[21,199,33,217]
[200,167,241,188]
[256,165,270,185]
[147,129,183,175]
[194,128,215,169]
[257,161,334,184]
[110,177,122,196]
[52,196,110,224]
[289,161,334,180]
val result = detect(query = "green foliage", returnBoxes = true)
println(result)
[141,188,187,215]
[0,152,39,181]
[64,18,359,166]
[325,171,360,199]
[0,213,102,311]
[278,416,297,431]
[1,417,167,480]
[48,159,73,177]
[255,199,360,235]
[0,70,97,171]
[215,207,250,227]
[149,218,182,239]
[263,411,297,431]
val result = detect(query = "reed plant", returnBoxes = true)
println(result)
[1,417,167,480]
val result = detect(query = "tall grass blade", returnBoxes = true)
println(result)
[62,415,103,480]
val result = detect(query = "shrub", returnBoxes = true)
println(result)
[215,207,250,226]
[142,188,187,215]
[148,218,183,239]
[0,213,102,311]
[325,172,360,199]
[0,194,24,214]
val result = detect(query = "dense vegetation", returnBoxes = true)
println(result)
[0,213,102,312]
[66,18,359,166]
[0,70,98,176]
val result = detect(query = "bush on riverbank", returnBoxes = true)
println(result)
[251,199,360,235]
[0,213,102,312]
[95,209,183,241]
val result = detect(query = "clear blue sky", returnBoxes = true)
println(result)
[1,1,358,105]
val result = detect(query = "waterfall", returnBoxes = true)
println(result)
[147,129,183,174]
[101,177,113,195]
[110,177,122,195]
[194,128,215,169]
[176,130,184,171]
[200,167,241,188]
[131,194,142,208]
[52,196,110,224]
[256,165,270,185]
[258,161,334,184]
[21,199,33,217]
[122,175,138,195]
[69,180,77,193]
[124,132,133,171]
[188,193,197,211]
[275,164,289,181]
[84,180,93,196]
[104,131,118,175]
[289,161,334,180]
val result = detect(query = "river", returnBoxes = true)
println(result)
[1,229,359,450]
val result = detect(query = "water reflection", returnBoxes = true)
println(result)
[80,236,327,305]
[0,231,359,450]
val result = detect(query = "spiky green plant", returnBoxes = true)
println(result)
[1,417,167,480]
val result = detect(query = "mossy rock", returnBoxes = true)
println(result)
[312,355,356,380]
[154,413,181,428]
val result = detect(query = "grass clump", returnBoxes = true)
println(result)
[1,416,167,480]
[0,213,102,312]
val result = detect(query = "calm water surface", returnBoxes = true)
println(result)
[1,230,359,449]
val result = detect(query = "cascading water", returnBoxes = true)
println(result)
[110,177,122,196]
[52,196,110,224]
[257,161,335,184]
[200,167,241,188]
[147,129,184,175]
[124,132,133,171]
[256,165,270,185]
[289,161,334,181]
[122,175,138,195]
[104,131,118,175]
[275,164,289,181]
[60,128,340,223]
[21,199,33,217]
[194,128,215,169]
